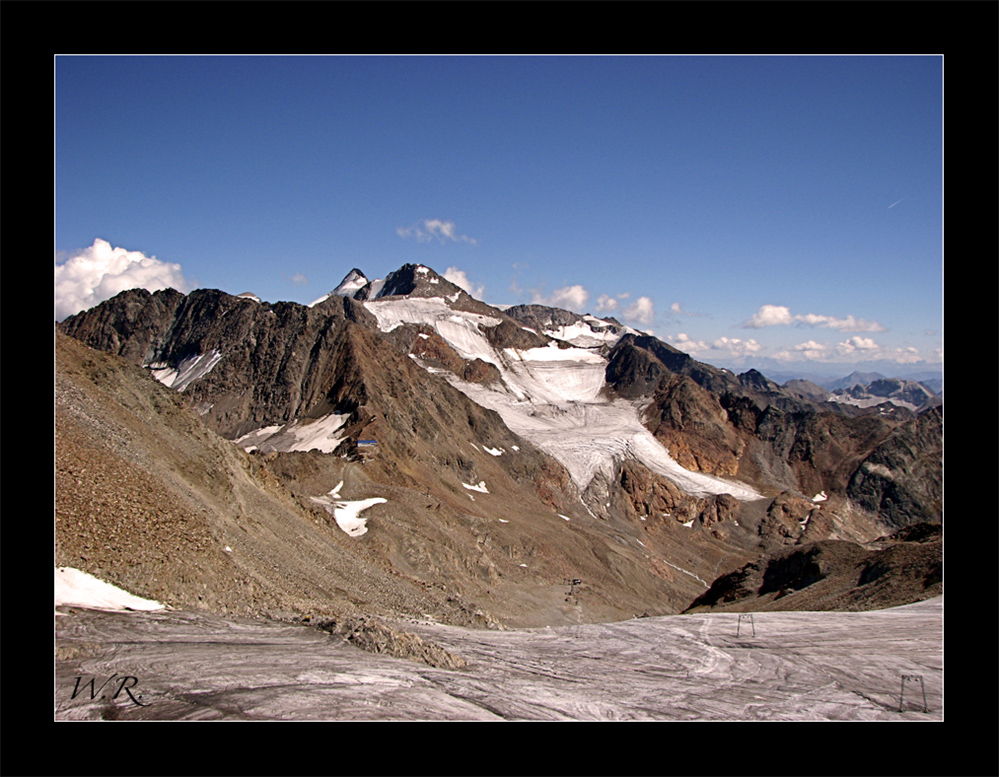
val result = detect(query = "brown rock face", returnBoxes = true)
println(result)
[757,492,816,547]
[645,374,746,477]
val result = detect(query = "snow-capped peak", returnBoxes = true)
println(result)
[311,264,470,307]
[309,268,370,307]
[371,264,466,302]
[334,268,370,296]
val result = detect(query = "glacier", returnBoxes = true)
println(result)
[366,296,764,502]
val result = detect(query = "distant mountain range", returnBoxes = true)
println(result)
[56,263,942,629]
[709,359,943,392]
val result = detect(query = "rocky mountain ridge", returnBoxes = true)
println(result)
[56,263,942,625]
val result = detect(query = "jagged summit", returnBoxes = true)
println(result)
[309,268,369,307]
[334,268,370,297]
[312,264,470,307]
[364,264,465,301]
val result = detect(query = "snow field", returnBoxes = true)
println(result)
[56,567,166,613]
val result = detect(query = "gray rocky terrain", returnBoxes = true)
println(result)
[55,597,942,721]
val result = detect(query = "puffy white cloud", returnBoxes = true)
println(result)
[712,336,762,355]
[528,284,589,311]
[836,336,880,355]
[743,304,795,328]
[668,333,710,354]
[55,238,192,321]
[788,340,832,360]
[624,296,655,326]
[548,283,590,310]
[743,304,885,332]
[397,219,477,245]
[596,294,619,312]
[798,313,885,332]
[669,333,761,358]
[443,266,485,299]
[773,338,933,365]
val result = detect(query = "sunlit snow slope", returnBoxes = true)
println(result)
[365,297,764,501]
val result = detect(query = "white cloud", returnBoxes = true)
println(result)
[624,296,655,326]
[55,238,192,321]
[397,219,477,245]
[443,267,485,299]
[290,272,309,286]
[771,337,932,366]
[668,333,710,355]
[836,336,881,355]
[533,284,590,312]
[743,304,796,328]
[790,340,832,360]
[797,313,885,332]
[743,304,885,332]
[712,336,762,355]
[596,294,618,312]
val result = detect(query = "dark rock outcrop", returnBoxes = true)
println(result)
[846,406,943,530]
[684,523,942,613]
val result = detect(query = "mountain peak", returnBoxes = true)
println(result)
[334,268,370,296]
[313,264,472,308]
[368,264,466,302]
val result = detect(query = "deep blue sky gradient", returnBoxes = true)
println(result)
[55,55,943,376]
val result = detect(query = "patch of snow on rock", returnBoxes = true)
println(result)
[149,349,223,391]
[463,481,489,493]
[310,482,386,537]
[56,567,166,613]
[234,414,350,454]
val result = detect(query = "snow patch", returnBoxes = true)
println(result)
[149,349,223,391]
[545,320,630,348]
[55,567,166,613]
[310,481,386,537]
[463,481,489,493]
[368,293,763,504]
[234,414,350,454]
[365,298,503,367]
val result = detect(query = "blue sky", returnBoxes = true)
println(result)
[55,55,942,378]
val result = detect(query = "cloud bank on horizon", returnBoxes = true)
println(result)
[742,304,886,333]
